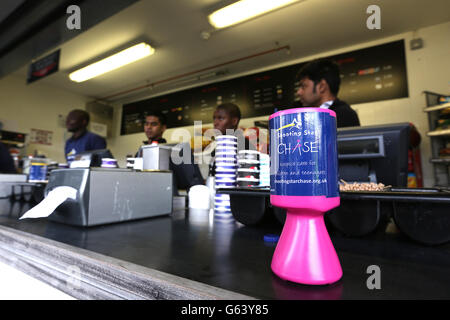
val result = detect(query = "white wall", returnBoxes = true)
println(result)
[0,74,90,163]
[109,21,450,187]
[350,22,450,187]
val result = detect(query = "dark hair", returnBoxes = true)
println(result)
[296,59,341,96]
[69,109,90,125]
[145,111,167,126]
[216,103,241,120]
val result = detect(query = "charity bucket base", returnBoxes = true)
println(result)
[271,208,342,285]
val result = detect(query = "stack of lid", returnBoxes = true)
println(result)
[259,153,270,187]
[214,135,238,220]
[101,158,118,168]
[237,150,260,187]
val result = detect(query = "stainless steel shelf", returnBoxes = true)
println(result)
[424,102,450,112]
[425,92,450,187]
[431,158,450,165]
[427,128,450,137]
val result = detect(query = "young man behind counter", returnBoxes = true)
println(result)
[143,112,167,145]
[137,111,204,193]
[296,58,360,128]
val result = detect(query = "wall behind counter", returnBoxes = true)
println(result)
[109,21,450,188]
[0,74,91,163]
[349,21,450,188]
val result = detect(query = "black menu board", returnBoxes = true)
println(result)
[336,40,408,104]
[121,40,408,135]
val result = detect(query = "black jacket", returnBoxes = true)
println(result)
[329,99,360,128]
[0,143,16,174]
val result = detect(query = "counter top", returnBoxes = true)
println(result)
[0,198,450,300]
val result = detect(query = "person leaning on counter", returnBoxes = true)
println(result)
[213,102,255,150]
[213,102,242,136]
[296,58,360,128]
[65,109,107,160]
[209,103,256,176]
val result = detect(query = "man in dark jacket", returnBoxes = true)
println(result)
[296,59,360,128]
[137,111,204,193]
[0,142,16,173]
[142,111,167,145]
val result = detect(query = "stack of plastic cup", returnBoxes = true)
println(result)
[214,135,238,221]
[259,153,270,187]
[237,150,260,187]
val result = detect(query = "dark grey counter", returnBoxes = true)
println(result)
[0,198,450,300]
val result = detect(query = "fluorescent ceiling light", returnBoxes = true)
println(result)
[208,0,301,29]
[69,42,154,83]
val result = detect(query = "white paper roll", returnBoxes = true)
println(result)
[19,186,77,220]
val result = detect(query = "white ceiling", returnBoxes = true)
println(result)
[12,0,450,103]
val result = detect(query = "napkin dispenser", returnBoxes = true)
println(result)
[45,168,173,226]
[141,144,172,170]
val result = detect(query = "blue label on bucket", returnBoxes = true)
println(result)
[269,110,338,197]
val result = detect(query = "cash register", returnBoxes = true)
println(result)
[337,123,411,187]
